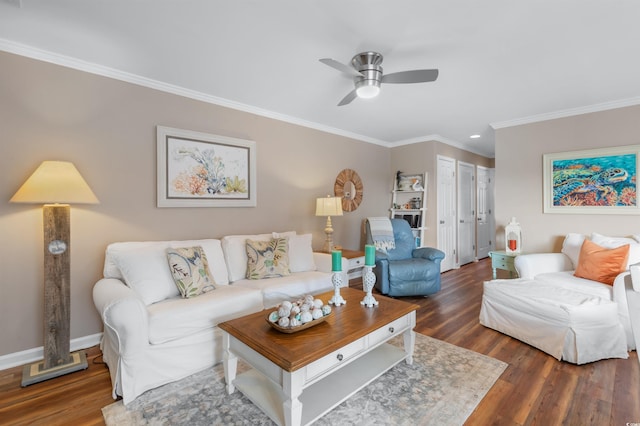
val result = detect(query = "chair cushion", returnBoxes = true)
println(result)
[386,219,416,261]
[388,258,439,282]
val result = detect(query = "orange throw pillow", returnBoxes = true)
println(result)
[574,239,629,285]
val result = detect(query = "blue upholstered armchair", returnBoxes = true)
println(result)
[366,218,445,297]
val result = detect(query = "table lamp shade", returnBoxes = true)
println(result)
[315,196,343,217]
[10,161,99,205]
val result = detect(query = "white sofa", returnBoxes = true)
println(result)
[480,232,639,364]
[92,231,347,404]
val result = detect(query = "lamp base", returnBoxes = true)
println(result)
[21,350,88,387]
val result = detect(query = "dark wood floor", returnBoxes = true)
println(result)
[1,258,638,425]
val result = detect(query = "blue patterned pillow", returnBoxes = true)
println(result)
[246,238,290,279]
[166,246,216,298]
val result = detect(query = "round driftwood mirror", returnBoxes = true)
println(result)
[334,169,363,212]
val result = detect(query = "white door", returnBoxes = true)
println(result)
[489,168,496,252]
[476,166,491,259]
[437,156,456,272]
[457,162,476,266]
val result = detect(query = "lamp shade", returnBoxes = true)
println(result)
[315,196,343,217]
[10,161,99,204]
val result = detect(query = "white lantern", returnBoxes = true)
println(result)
[505,217,522,254]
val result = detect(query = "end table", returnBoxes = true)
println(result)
[489,250,520,279]
[340,249,366,280]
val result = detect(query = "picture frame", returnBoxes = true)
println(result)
[157,126,256,208]
[543,145,639,214]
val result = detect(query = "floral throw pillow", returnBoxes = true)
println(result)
[246,237,290,279]
[166,246,216,298]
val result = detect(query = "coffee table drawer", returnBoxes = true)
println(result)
[368,315,411,347]
[305,338,365,380]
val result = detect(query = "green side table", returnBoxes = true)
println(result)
[488,250,519,279]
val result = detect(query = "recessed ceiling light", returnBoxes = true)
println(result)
[470,134,481,139]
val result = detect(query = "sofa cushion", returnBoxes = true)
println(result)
[106,239,229,305]
[535,271,613,300]
[561,233,586,269]
[574,239,629,285]
[233,271,333,308]
[147,285,263,344]
[114,245,180,305]
[246,237,291,279]
[591,232,640,269]
[288,233,317,273]
[222,234,271,283]
[166,246,216,298]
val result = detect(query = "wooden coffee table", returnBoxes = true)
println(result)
[219,287,418,426]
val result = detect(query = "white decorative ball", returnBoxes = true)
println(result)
[281,300,293,310]
[300,311,313,323]
[321,305,332,316]
[300,303,311,312]
[305,295,314,304]
[313,299,323,309]
[290,305,301,316]
[289,317,301,327]
[278,316,290,327]
[311,308,323,320]
[278,306,291,318]
[268,311,280,322]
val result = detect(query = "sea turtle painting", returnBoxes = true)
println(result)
[552,153,637,207]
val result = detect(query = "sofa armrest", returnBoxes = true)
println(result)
[313,252,349,274]
[514,253,573,279]
[93,278,150,356]
[413,247,445,262]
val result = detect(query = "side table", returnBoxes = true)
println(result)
[340,249,366,280]
[488,250,519,279]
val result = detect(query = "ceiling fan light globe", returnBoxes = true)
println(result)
[355,80,380,99]
[356,85,380,99]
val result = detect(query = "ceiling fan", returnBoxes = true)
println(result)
[319,51,439,106]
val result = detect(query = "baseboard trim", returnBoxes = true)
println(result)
[0,332,102,371]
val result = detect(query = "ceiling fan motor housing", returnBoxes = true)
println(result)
[352,52,383,98]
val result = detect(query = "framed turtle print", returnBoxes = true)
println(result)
[157,126,256,207]
[543,145,639,214]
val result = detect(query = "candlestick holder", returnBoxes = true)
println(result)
[361,265,378,308]
[329,271,346,306]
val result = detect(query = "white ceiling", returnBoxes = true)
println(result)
[2,1,640,158]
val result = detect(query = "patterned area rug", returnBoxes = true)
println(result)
[102,334,507,426]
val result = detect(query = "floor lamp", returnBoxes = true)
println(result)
[315,195,343,253]
[11,161,99,386]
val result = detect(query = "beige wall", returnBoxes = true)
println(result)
[494,104,640,253]
[0,51,391,356]
[390,141,494,247]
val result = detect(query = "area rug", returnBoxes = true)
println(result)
[102,334,507,426]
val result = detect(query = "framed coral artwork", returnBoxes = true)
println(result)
[543,145,639,214]
[157,126,256,207]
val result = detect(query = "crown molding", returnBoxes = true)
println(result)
[490,97,640,130]
[0,38,389,146]
[393,134,492,157]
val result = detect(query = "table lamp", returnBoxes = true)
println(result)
[11,161,99,386]
[315,195,343,253]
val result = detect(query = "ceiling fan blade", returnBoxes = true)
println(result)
[319,58,364,78]
[382,69,439,84]
[338,89,358,106]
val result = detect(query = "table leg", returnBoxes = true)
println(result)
[222,332,237,394]
[403,311,416,365]
[283,370,304,426]
[492,267,497,279]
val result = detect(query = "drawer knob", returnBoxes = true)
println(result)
[389,327,395,333]
[337,353,344,361]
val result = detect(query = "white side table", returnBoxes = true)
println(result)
[340,249,365,280]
